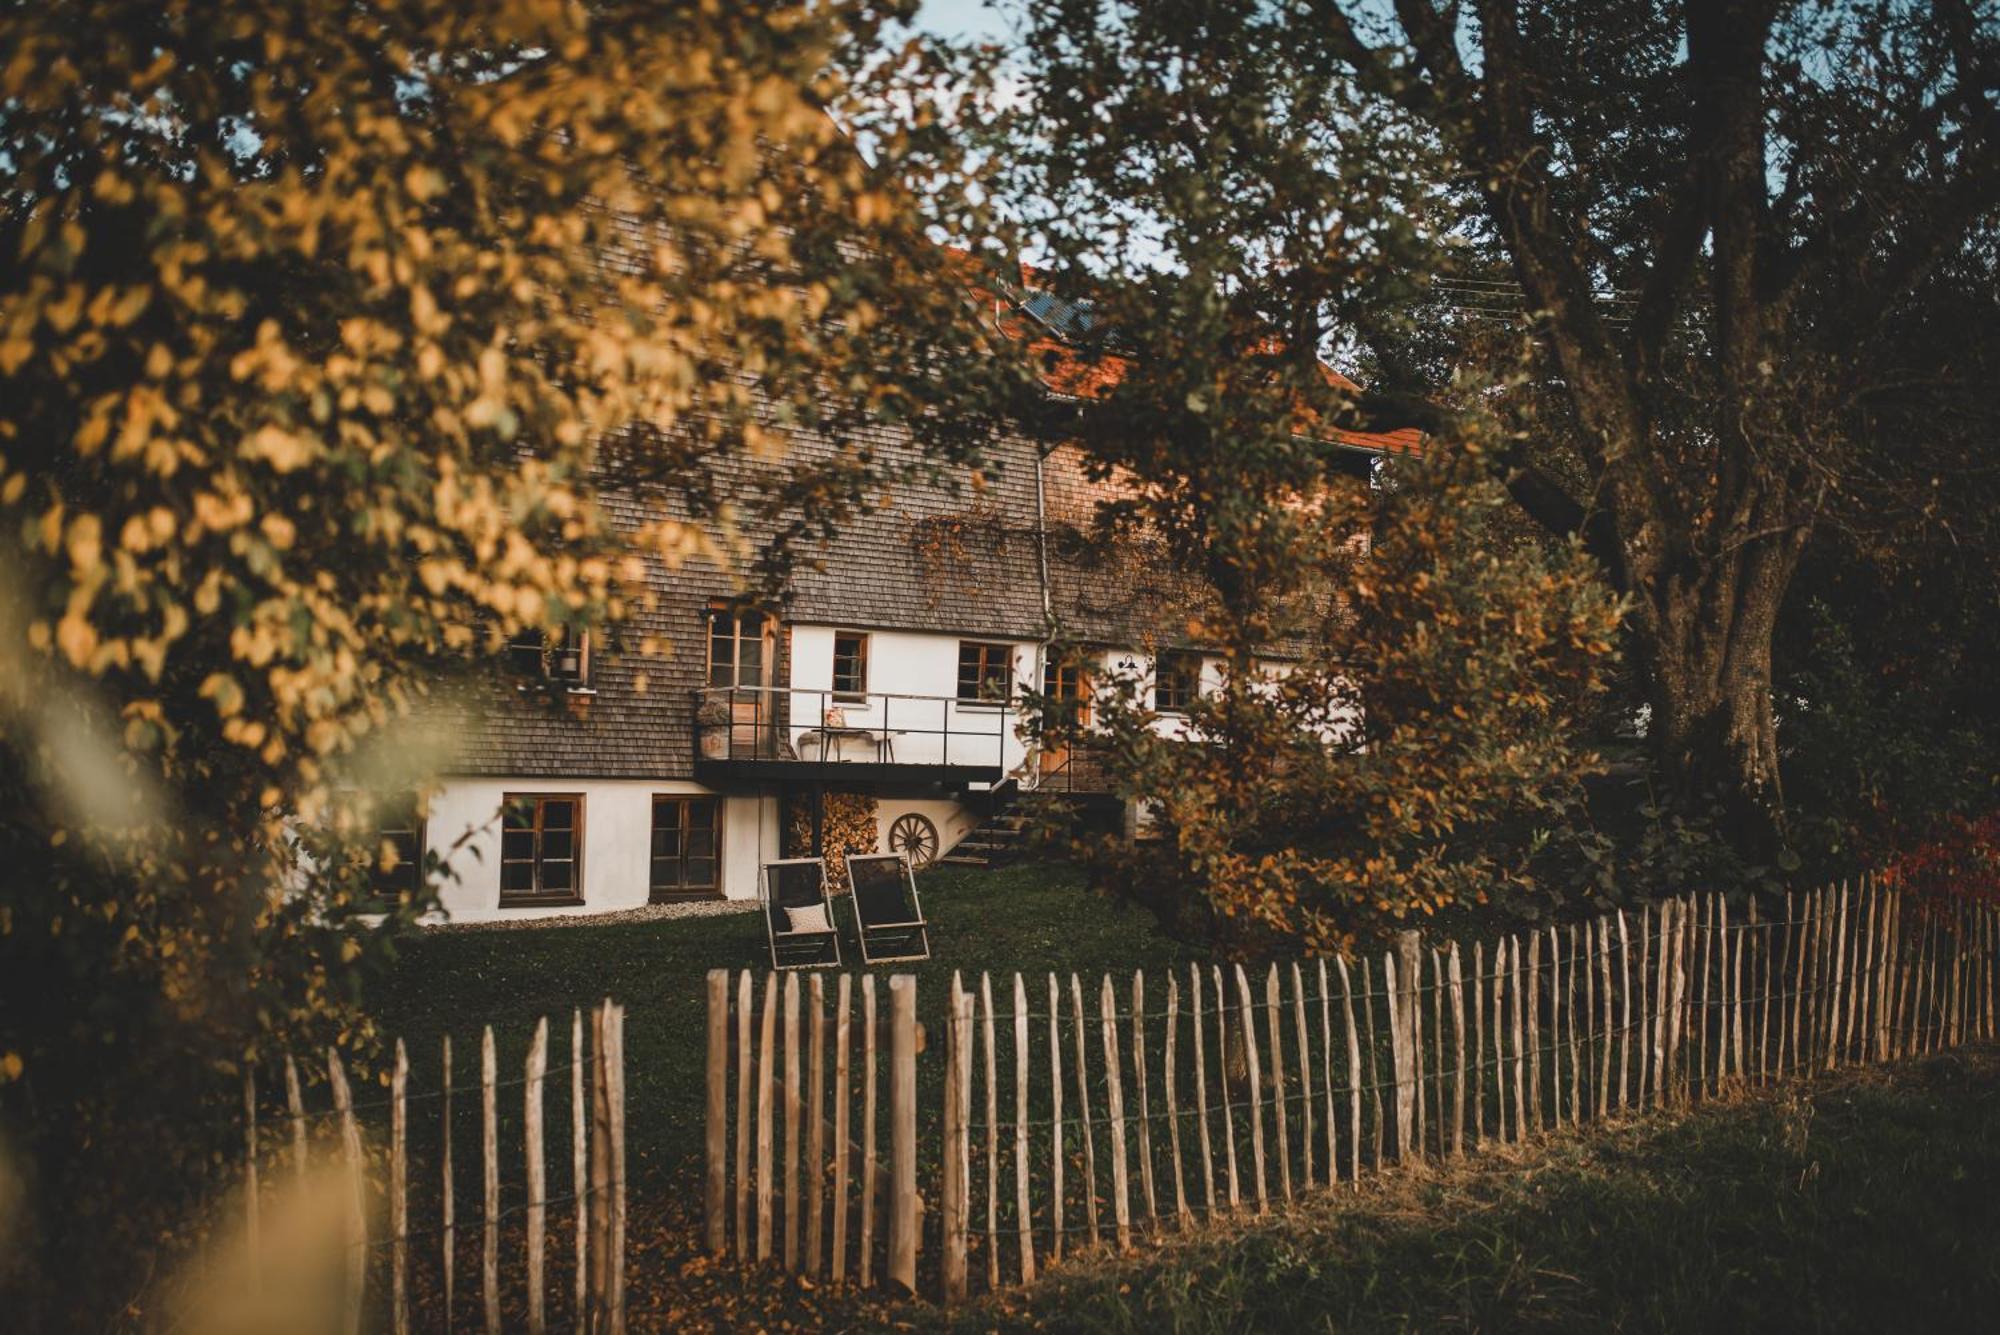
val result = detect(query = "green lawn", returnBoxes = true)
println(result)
[369,861,1193,1192]
[370,867,2000,1332]
[935,1049,2000,1334]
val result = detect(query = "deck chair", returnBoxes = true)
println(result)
[762,857,841,969]
[847,851,931,964]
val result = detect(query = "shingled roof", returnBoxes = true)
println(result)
[438,251,1414,778]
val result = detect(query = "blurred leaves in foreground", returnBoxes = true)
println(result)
[0,0,1025,1322]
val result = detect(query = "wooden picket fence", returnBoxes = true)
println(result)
[703,875,2000,1303]
[227,1000,628,1334]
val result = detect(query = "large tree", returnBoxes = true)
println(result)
[1307,0,2000,850]
[995,1,1619,949]
[0,0,1018,1320]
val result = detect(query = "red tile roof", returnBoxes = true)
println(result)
[957,252,1423,456]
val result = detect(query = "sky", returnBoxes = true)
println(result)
[915,0,1015,44]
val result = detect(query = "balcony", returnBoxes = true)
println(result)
[692,686,1019,788]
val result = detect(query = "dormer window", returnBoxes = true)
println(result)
[509,628,591,687]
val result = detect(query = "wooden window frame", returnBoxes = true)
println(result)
[1042,656,1094,726]
[706,606,772,690]
[831,630,870,702]
[649,794,723,902]
[364,791,426,899]
[499,793,585,907]
[508,628,592,688]
[956,640,1015,706]
[1154,651,1202,714]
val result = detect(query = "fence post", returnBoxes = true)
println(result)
[587,1001,626,1334]
[1049,973,1066,1258]
[755,975,777,1263]
[1336,955,1362,1185]
[1134,971,1159,1221]
[782,973,801,1272]
[243,1068,260,1300]
[392,1041,409,1335]
[833,973,853,1284]
[1015,973,1037,1282]
[327,1049,366,1335]
[1524,931,1542,1131]
[483,1026,499,1335]
[1561,928,1577,1123]
[1448,944,1467,1155]
[1190,963,1215,1216]
[733,974,752,1258]
[1291,962,1315,1187]
[708,971,732,1255]
[1472,942,1488,1145]
[1363,956,1387,1164]
[1073,973,1101,1241]
[526,1020,548,1335]
[1100,974,1132,1248]
[888,974,919,1294]
[1392,932,1421,1158]
[942,974,969,1302]
[861,974,879,1287]
[1166,972,1190,1223]
[609,1003,628,1334]
[443,1036,456,1334]
[571,1009,587,1335]
[1234,963,1268,1208]
[1212,965,1239,1212]
[1614,911,1632,1110]
[982,973,1000,1290]
[1264,965,1291,1199]
[806,974,827,1278]
[284,1055,308,1184]
[1318,959,1338,1178]
[589,1009,609,1331]
[1509,936,1527,1137]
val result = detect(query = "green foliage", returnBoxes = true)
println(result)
[1046,453,1620,954]
[994,0,1618,951]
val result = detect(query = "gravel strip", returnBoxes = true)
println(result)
[419,897,763,934]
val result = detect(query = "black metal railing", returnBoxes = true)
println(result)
[1024,739,1120,795]
[692,686,1018,773]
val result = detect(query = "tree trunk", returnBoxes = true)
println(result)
[1643,529,1800,858]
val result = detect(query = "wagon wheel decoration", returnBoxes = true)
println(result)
[886,813,941,869]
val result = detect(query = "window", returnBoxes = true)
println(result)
[956,641,1014,703]
[831,632,870,700]
[1154,651,1202,713]
[708,609,769,689]
[1043,657,1092,725]
[508,628,590,686]
[367,792,425,898]
[500,794,583,903]
[650,796,721,900]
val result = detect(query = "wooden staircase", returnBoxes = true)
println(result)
[939,806,1033,868]
[939,751,1126,869]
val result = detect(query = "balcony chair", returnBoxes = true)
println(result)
[846,851,931,964]
[761,857,842,969]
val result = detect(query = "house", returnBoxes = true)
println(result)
[398,283,1418,922]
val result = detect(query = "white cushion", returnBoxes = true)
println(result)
[786,903,831,935]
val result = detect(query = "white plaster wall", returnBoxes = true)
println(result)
[874,795,980,860]
[421,778,779,922]
[787,624,1036,775]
